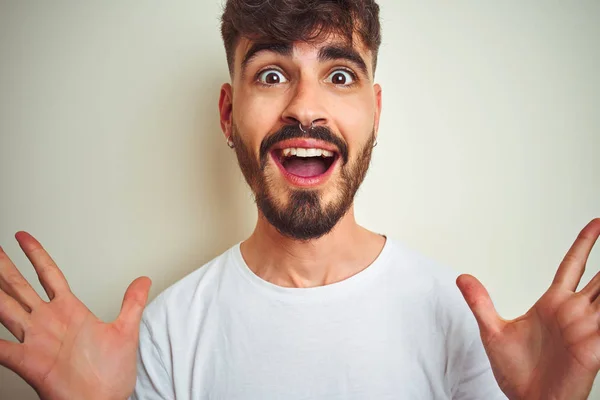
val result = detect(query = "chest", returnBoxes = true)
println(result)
[172,295,452,399]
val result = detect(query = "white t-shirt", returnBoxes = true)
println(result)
[131,238,507,399]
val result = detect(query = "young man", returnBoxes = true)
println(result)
[0,1,599,399]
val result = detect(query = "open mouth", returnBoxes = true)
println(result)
[276,147,337,177]
[270,144,340,186]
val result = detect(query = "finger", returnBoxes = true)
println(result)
[0,289,30,342]
[552,218,600,291]
[15,231,70,300]
[0,290,31,343]
[0,339,25,376]
[580,270,600,301]
[456,274,503,338]
[0,245,43,311]
[115,277,152,335]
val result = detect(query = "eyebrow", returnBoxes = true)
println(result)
[318,45,369,78]
[239,42,370,79]
[241,42,293,75]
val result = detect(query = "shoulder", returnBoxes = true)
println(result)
[384,239,494,391]
[384,238,462,296]
[384,238,477,335]
[141,243,238,328]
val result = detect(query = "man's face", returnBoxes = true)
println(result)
[219,34,382,241]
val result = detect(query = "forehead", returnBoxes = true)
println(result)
[234,34,374,78]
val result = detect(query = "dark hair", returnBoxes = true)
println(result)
[220,0,382,75]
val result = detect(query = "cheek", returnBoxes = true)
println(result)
[332,94,376,153]
[344,93,376,129]
[233,93,285,151]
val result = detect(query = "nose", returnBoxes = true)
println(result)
[281,80,328,129]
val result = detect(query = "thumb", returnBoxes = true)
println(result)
[456,274,503,337]
[115,276,152,334]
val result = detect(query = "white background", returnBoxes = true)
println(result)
[0,1,599,398]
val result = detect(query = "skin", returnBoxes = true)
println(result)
[0,232,150,400]
[0,32,598,400]
[218,35,385,287]
[457,218,600,400]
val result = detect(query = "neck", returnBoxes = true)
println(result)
[240,205,386,288]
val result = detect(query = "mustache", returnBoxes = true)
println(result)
[259,124,349,167]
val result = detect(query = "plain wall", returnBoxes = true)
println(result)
[1,1,599,398]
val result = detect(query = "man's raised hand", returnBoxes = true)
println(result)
[0,232,151,400]
[457,218,600,400]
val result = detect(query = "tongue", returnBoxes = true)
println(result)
[284,157,328,177]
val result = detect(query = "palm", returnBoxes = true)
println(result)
[23,298,136,400]
[458,218,600,400]
[0,232,151,400]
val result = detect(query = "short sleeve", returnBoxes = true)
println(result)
[430,267,508,400]
[130,317,174,400]
[452,333,507,400]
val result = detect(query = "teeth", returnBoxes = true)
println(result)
[280,148,335,158]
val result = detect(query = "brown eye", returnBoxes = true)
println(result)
[332,73,347,84]
[327,70,355,86]
[258,69,287,85]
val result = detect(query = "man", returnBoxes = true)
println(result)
[0,0,599,399]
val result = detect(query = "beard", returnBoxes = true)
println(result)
[231,122,375,241]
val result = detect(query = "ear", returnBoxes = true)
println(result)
[373,83,382,140]
[219,83,234,140]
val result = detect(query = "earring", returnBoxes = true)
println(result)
[373,139,378,148]
[226,136,235,149]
